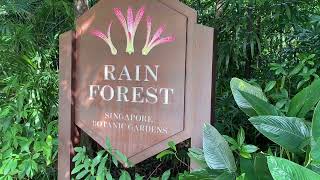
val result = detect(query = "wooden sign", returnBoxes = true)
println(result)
[58,0,214,179]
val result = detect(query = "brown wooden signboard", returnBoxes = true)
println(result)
[58,0,214,179]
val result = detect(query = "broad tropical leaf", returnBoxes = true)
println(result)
[239,90,279,116]
[188,148,208,169]
[240,158,257,180]
[230,78,268,117]
[254,153,273,180]
[203,123,236,173]
[249,116,310,153]
[267,156,320,180]
[311,102,320,162]
[308,163,320,174]
[179,169,234,180]
[288,79,320,118]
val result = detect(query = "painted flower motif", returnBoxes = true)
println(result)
[142,16,175,56]
[114,6,145,55]
[90,22,117,55]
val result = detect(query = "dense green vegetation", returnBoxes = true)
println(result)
[1,0,320,179]
[0,0,73,179]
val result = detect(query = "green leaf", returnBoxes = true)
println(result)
[135,174,144,180]
[223,135,240,149]
[311,102,320,162]
[308,163,320,174]
[17,137,32,153]
[32,153,40,160]
[240,151,251,159]
[250,39,255,58]
[188,148,208,169]
[43,143,52,165]
[105,137,112,152]
[71,164,85,175]
[106,171,113,180]
[76,169,89,179]
[74,147,84,153]
[179,168,233,180]
[161,169,171,180]
[254,153,273,180]
[289,63,304,77]
[119,170,131,180]
[242,145,259,153]
[91,151,104,168]
[168,141,177,152]
[72,153,81,163]
[249,116,310,153]
[156,149,175,159]
[203,123,236,173]
[115,150,129,167]
[237,127,245,146]
[236,173,246,180]
[230,78,268,117]
[112,154,118,167]
[96,155,108,177]
[240,158,256,180]
[267,156,320,180]
[288,79,320,118]
[284,4,291,19]
[264,81,276,92]
[239,91,279,116]
[2,159,17,175]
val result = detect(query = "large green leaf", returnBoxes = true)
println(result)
[311,102,320,162]
[308,163,320,174]
[249,116,310,153]
[240,157,257,180]
[288,79,320,118]
[267,156,320,180]
[179,169,234,180]
[203,123,236,173]
[239,90,279,116]
[254,153,273,180]
[188,148,208,169]
[307,161,320,174]
[230,78,268,117]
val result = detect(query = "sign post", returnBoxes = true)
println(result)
[58,0,215,179]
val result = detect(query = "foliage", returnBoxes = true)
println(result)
[0,0,74,179]
[156,141,189,169]
[223,127,259,159]
[180,77,320,179]
[71,137,132,180]
[182,122,320,179]
[231,78,319,155]
[182,0,320,139]
[311,102,320,163]
[1,0,320,179]
[71,138,176,180]
[267,156,320,180]
[203,123,236,173]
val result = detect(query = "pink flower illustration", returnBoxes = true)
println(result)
[142,16,175,55]
[114,6,145,55]
[90,22,117,55]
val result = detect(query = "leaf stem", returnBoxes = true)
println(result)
[174,153,190,170]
